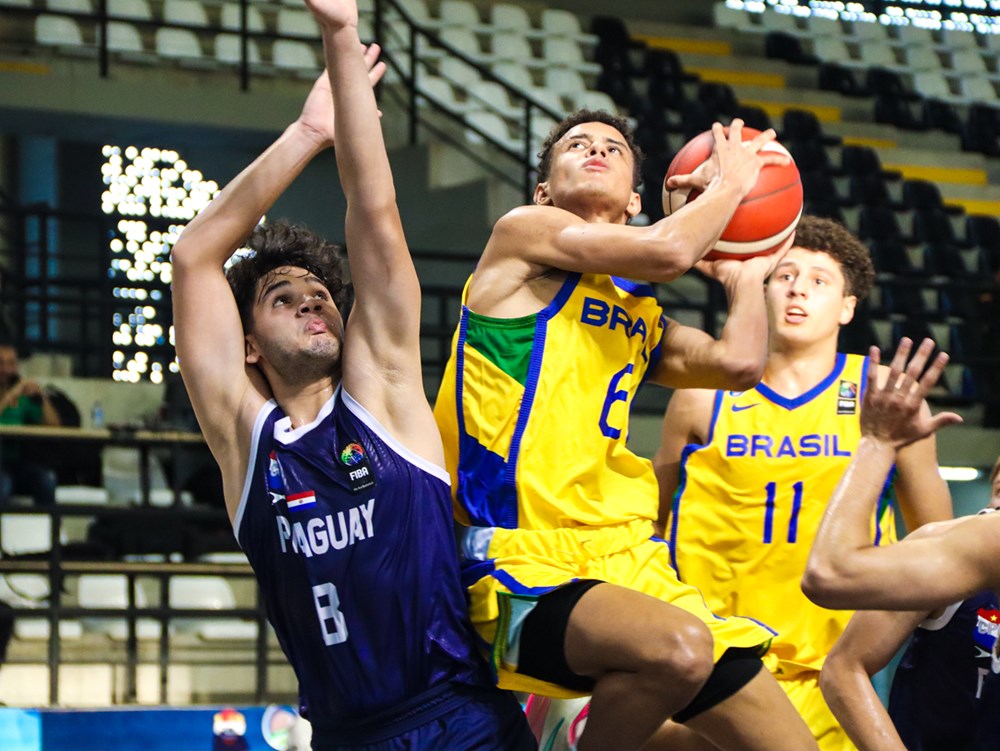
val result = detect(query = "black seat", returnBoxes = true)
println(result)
[961,104,1000,157]
[819,62,868,97]
[782,108,841,145]
[848,173,891,207]
[859,206,906,245]
[698,82,739,118]
[765,32,818,65]
[922,99,963,135]
[786,139,832,172]
[874,93,926,131]
[735,104,773,132]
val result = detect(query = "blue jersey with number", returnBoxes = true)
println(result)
[889,590,1000,750]
[234,387,491,734]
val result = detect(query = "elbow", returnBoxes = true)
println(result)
[801,562,849,609]
[720,356,765,392]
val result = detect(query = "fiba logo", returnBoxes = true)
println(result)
[340,442,365,466]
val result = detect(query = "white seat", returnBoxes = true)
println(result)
[574,89,618,113]
[101,20,144,53]
[490,3,534,35]
[215,33,263,65]
[960,75,996,102]
[220,2,266,33]
[761,8,805,37]
[894,24,936,48]
[804,15,842,39]
[46,0,90,12]
[418,75,470,115]
[438,56,483,88]
[0,0,32,7]
[272,39,319,72]
[848,19,888,43]
[1,514,54,555]
[489,29,535,65]
[544,67,587,100]
[155,27,204,59]
[276,7,317,38]
[539,8,597,46]
[169,575,256,640]
[436,0,481,30]
[541,37,599,75]
[941,28,980,51]
[492,60,534,90]
[856,41,900,70]
[811,35,851,63]
[55,485,110,504]
[904,44,941,71]
[395,0,435,29]
[949,48,989,76]
[913,70,956,100]
[35,14,84,47]
[14,618,83,641]
[162,0,208,27]
[77,574,161,640]
[0,574,50,608]
[467,80,520,119]
[108,0,151,20]
[465,110,519,151]
[713,3,758,32]
[439,27,491,63]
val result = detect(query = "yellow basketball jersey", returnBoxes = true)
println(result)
[670,353,897,675]
[434,272,667,530]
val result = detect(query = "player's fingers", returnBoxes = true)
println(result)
[728,118,744,144]
[710,121,727,151]
[665,174,703,190]
[866,345,881,395]
[928,411,964,433]
[904,338,936,386]
[369,60,387,86]
[888,337,913,386]
[747,127,778,150]
[757,152,792,167]
[917,350,950,397]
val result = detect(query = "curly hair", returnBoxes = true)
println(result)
[789,215,875,301]
[225,221,350,331]
[536,108,644,189]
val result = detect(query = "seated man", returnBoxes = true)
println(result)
[0,339,61,506]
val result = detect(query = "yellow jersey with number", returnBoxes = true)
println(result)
[433,272,667,531]
[670,352,897,675]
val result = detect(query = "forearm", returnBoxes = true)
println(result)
[171,122,328,268]
[650,178,745,274]
[40,396,61,427]
[322,25,395,213]
[821,662,905,751]
[711,272,769,385]
[803,437,897,605]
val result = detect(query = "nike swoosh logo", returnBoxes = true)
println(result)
[732,404,760,412]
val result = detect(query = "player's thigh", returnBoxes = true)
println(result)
[681,666,818,751]
[563,581,713,678]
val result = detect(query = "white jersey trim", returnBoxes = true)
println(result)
[919,600,963,631]
[340,386,451,486]
[233,399,280,540]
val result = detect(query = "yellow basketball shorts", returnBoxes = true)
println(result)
[775,671,857,751]
[460,520,777,699]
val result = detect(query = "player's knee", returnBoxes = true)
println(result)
[644,619,714,691]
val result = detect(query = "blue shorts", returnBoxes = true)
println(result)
[311,683,537,751]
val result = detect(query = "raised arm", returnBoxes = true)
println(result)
[893,410,953,532]
[820,608,927,751]
[307,0,438,461]
[802,339,975,610]
[648,247,790,392]
[170,76,338,470]
[484,121,788,284]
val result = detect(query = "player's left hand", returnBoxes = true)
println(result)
[861,337,963,449]
[296,44,385,147]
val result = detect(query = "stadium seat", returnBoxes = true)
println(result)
[35,14,85,48]
[271,39,318,72]
[168,575,256,640]
[220,2,267,34]
[541,36,600,76]
[108,0,151,20]
[540,8,597,47]
[155,27,205,61]
[215,33,263,66]
[466,79,521,120]
[489,3,534,36]
[77,574,162,640]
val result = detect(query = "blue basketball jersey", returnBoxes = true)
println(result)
[889,590,1000,750]
[234,387,493,741]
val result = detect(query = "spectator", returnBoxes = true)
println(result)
[0,340,61,506]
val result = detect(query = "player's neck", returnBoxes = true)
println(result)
[763,342,839,395]
[272,376,339,429]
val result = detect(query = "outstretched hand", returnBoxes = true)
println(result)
[861,338,963,449]
[296,44,386,147]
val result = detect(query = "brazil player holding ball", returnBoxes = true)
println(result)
[434,112,818,751]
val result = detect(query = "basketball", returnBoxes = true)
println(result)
[662,126,802,260]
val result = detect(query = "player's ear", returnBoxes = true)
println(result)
[534,181,553,206]
[625,190,642,220]
[839,294,857,326]
[245,334,261,365]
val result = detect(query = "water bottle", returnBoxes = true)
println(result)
[91,400,105,428]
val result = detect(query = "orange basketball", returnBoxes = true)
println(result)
[662,126,802,260]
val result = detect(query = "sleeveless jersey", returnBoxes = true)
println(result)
[889,590,1000,750]
[235,387,490,739]
[670,352,897,674]
[433,273,667,530]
